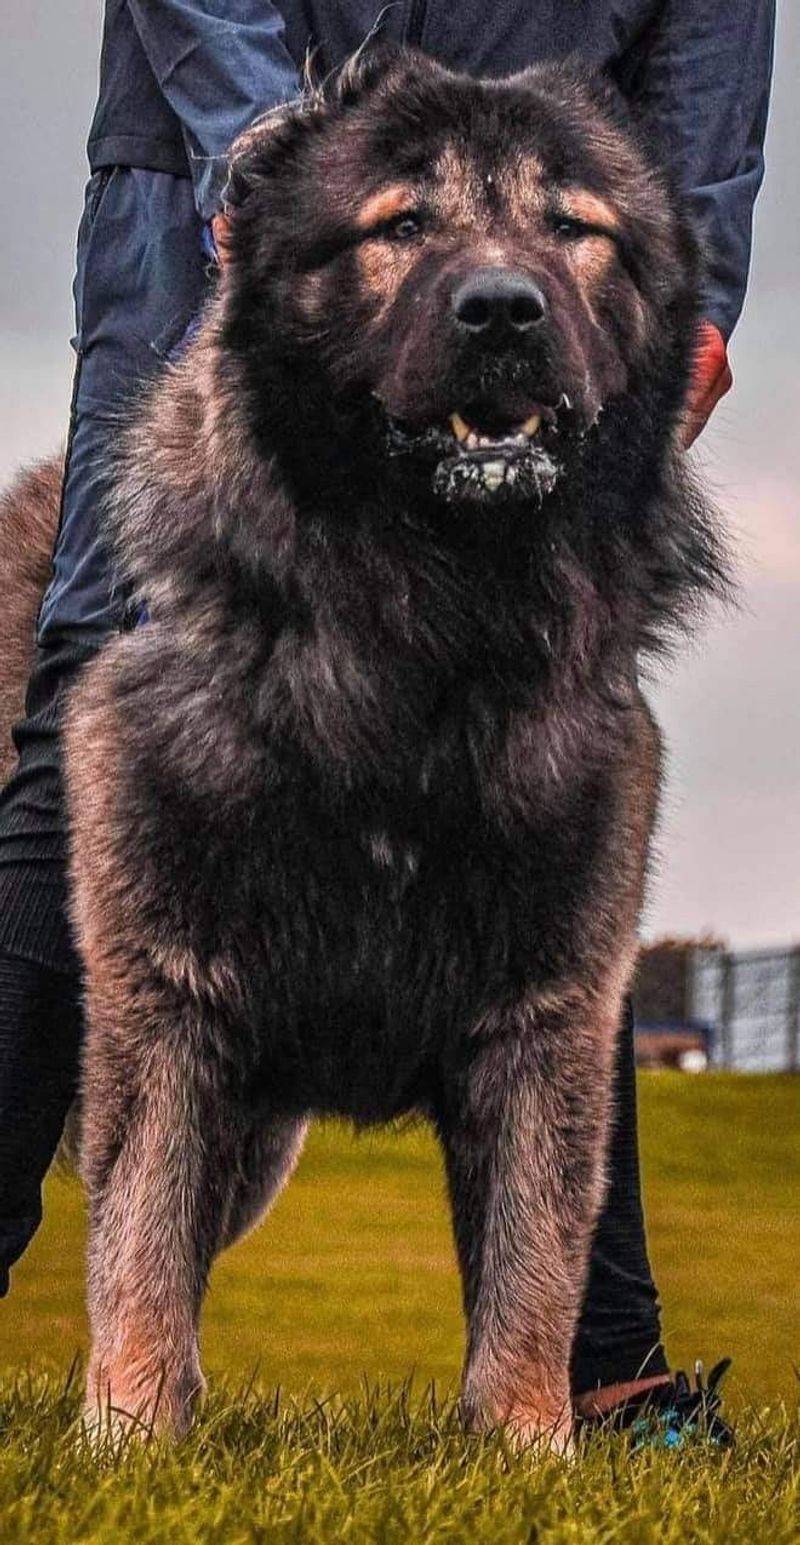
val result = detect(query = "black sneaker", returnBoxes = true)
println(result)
[578,1358,734,1449]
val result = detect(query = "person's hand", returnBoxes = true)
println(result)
[210,212,232,265]
[680,320,733,449]
[199,214,232,267]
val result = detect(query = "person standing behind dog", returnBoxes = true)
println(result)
[0,0,774,1441]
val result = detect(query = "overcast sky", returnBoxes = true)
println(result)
[1,4,798,948]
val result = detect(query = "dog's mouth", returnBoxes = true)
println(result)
[443,404,557,485]
[383,395,574,504]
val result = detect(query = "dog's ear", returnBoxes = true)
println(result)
[224,95,322,210]
[218,40,421,255]
[331,37,409,106]
[224,39,420,212]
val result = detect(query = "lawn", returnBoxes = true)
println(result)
[0,1073,797,1541]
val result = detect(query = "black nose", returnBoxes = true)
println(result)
[451,268,547,338]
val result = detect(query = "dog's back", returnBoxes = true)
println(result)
[0,456,62,782]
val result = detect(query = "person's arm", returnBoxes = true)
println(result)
[631,0,775,443]
[126,1,301,221]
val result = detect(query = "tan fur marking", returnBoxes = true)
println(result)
[355,184,415,230]
[357,240,419,305]
[463,940,641,1453]
[569,236,617,292]
[498,152,546,217]
[433,145,483,227]
[562,189,620,232]
[150,940,245,1007]
[557,191,621,303]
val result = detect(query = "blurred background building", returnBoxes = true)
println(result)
[634,938,800,1071]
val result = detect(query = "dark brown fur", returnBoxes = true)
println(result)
[0,458,61,782]
[2,47,726,1450]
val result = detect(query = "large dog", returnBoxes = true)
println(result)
[2,46,724,1450]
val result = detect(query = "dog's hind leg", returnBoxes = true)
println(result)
[80,1014,305,1441]
[219,1114,309,1249]
[436,967,632,1455]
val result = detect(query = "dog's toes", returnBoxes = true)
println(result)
[461,1384,574,1458]
[83,1358,204,1447]
[505,1409,575,1459]
[80,1397,155,1452]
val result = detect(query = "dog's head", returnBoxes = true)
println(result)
[218,45,700,513]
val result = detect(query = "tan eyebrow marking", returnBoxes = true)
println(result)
[562,190,620,231]
[355,184,416,230]
[511,152,546,202]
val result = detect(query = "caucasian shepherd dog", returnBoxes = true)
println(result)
[2,45,725,1449]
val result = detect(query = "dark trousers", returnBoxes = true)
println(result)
[0,168,667,1392]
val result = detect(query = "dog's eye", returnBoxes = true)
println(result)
[551,215,592,241]
[384,213,423,242]
[358,210,426,246]
[550,212,618,247]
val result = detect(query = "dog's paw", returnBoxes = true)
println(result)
[80,1398,153,1451]
[461,1384,574,1458]
[83,1356,204,1447]
[505,1409,574,1459]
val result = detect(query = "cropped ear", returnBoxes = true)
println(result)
[224,94,326,209]
[331,37,408,106]
[224,40,414,214]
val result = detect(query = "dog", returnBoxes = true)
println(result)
[1,45,725,1450]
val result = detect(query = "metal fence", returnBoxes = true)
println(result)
[690,946,800,1072]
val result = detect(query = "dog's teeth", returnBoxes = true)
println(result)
[521,413,542,436]
[465,431,480,449]
[450,412,470,443]
[482,460,506,490]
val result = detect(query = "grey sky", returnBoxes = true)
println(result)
[1,3,798,947]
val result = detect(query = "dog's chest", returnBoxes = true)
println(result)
[168,629,619,1117]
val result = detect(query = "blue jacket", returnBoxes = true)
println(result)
[88,1,776,340]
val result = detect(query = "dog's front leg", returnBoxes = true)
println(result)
[81,1009,305,1441]
[81,1012,258,1441]
[437,973,628,1453]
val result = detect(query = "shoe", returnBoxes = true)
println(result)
[578,1358,734,1448]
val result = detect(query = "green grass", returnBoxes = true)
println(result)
[0,1074,798,1539]
[1,1377,798,1544]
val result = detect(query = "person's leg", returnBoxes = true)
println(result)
[571,998,671,1410]
[0,954,83,1292]
[0,354,122,1299]
[0,167,208,1295]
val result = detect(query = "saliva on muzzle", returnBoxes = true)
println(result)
[432,433,562,505]
[384,402,568,506]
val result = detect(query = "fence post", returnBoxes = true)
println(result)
[786,947,800,1073]
[719,952,735,1070]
